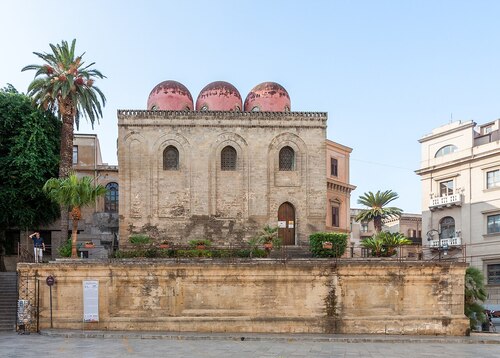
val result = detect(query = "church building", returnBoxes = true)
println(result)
[118,80,341,247]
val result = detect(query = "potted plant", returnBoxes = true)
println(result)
[258,225,280,250]
[158,240,170,249]
[189,239,211,250]
[84,241,95,249]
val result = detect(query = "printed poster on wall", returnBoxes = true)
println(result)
[83,280,99,323]
[278,221,286,228]
[288,221,294,228]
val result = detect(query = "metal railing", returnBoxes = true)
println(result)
[429,194,462,209]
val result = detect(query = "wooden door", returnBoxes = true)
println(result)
[278,202,295,245]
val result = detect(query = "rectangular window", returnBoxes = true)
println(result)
[487,170,500,189]
[330,158,338,177]
[487,214,500,234]
[361,222,368,233]
[331,206,339,227]
[488,264,500,284]
[439,180,454,196]
[73,146,78,165]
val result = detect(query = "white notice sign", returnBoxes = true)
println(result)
[83,280,99,323]
[278,221,286,228]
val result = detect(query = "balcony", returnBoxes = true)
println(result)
[428,236,462,248]
[429,194,462,211]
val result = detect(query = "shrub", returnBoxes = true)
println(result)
[361,231,412,257]
[129,234,151,245]
[309,232,348,258]
[57,239,72,257]
[188,239,212,248]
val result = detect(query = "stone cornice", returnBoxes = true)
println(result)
[118,110,327,129]
[118,109,327,119]
[327,179,356,193]
[416,146,500,176]
[418,121,475,143]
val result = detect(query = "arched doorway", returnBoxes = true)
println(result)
[278,202,295,245]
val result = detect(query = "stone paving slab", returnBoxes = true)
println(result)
[2,330,500,358]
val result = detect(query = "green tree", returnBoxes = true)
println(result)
[355,190,403,233]
[464,267,487,330]
[0,86,60,267]
[43,173,107,258]
[22,39,106,250]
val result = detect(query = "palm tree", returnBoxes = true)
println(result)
[22,39,106,252]
[22,39,106,177]
[355,190,402,233]
[43,173,107,258]
[464,267,487,330]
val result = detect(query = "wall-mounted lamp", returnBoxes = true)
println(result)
[426,229,448,259]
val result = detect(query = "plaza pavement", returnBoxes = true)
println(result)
[1,330,500,358]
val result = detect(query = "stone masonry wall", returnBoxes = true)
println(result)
[117,111,327,247]
[18,260,469,335]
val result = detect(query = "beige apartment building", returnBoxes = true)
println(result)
[12,134,119,262]
[416,120,500,304]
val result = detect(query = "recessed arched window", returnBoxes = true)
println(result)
[439,216,455,239]
[163,145,179,170]
[435,145,457,158]
[200,105,209,111]
[251,106,260,112]
[105,182,119,213]
[150,105,158,111]
[221,146,237,171]
[279,146,295,171]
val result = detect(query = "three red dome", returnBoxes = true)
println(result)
[147,81,290,112]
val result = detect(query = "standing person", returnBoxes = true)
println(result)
[29,232,45,263]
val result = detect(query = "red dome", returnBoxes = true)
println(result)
[147,80,193,111]
[244,82,291,112]
[195,81,242,111]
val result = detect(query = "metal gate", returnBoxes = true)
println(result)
[17,272,39,333]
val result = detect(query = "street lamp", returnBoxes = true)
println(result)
[427,229,448,260]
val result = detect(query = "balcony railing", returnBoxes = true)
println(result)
[428,236,462,248]
[429,194,462,211]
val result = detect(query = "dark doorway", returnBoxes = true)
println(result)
[278,202,295,245]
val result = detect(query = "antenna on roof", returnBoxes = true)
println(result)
[450,113,453,123]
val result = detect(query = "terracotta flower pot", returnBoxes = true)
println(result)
[159,244,169,249]
[84,244,94,249]
[196,244,206,250]
[322,242,333,249]
[263,242,273,250]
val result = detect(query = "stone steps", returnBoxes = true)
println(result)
[0,272,18,331]
[271,246,313,259]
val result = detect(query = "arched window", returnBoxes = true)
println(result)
[105,182,119,213]
[439,216,455,239]
[279,146,295,171]
[221,146,237,171]
[435,145,457,158]
[163,146,179,170]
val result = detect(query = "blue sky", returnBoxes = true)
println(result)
[2,0,499,213]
